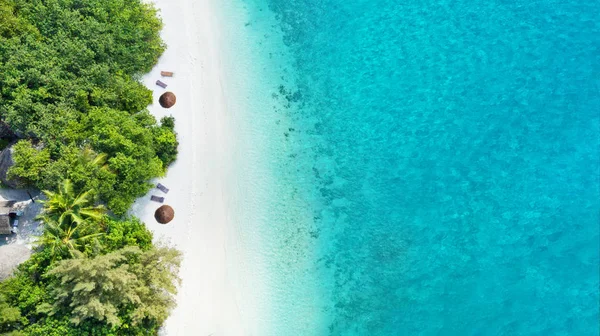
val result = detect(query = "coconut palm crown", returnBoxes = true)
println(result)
[37,179,106,228]
[35,179,107,259]
[36,219,103,259]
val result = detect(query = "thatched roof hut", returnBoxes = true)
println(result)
[159,92,176,108]
[154,205,174,224]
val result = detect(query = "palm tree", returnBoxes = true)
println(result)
[35,219,104,259]
[37,179,105,228]
[79,147,109,171]
[36,180,107,259]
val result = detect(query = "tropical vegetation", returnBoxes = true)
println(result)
[1,182,181,335]
[0,0,182,335]
[0,0,178,214]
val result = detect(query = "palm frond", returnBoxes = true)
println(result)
[78,208,105,220]
[72,190,94,208]
[58,211,70,228]
[61,180,74,199]
[69,213,87,226]
[91,153,108,167]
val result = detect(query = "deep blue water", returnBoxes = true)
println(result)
[236,0,600,334]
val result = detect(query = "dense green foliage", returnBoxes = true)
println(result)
[0,294,23,333]
[42,246,181,328]
[0,185,178,335]
[38,179,105,226]
[0,0,178,214]
[0,0,182,334]
[101,217,153,253]
[34,179,106,260]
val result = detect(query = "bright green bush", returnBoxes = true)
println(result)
[6,141,51,187]
[101,217,153,252]
[0,294,24,333]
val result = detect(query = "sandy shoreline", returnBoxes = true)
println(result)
[130,0,246,334]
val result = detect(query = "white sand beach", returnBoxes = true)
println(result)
[130,0,248,334]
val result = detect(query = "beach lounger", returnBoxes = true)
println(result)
[157,183,170,194]
[156,80,167,88]
[150,195,164,203]
[161,71,174,77]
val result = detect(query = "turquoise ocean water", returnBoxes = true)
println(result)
[217,0,600,335]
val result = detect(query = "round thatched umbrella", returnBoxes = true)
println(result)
[155,205,175,224]
[159,92,176,108]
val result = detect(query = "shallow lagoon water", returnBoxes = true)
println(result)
[218,0,600,335]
